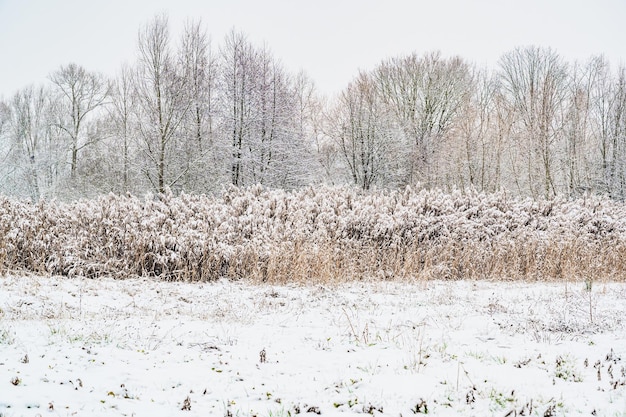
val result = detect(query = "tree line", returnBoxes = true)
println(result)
[0,14,625,201]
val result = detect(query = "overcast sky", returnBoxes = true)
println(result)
[1,0,625,99]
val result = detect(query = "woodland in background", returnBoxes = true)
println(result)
[1,14,625,201]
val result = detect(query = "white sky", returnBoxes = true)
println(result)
[1,0,625,99]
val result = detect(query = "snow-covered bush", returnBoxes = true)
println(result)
[1,186,625,282]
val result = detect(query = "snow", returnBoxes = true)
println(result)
[1,275,625,416]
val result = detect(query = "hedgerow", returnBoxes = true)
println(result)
[1,186,625,282]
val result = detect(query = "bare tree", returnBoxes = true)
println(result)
[4,86,62,199]
[561,57,604,196]
[492,79,516,193]
[499,46,568,198]
[134,14,190,193]
[289,71,323,186]
[218,31,310,188]
[453,68,502,192]
[0,99,13,187]
[250,45,304,187]
[375,52,472,187]
[178,19,219,192]
[614,67,626,197]
[328,72,399,190]
[8,10,626,202]
[0,100,9,135]
[220,30,246,185]
[588,59,626,198]
[253,45,278,184]
[603,66,626,198]
[49,63,110,178]
[0,99,9,149]
[294,73,337,184]
[591,56,616,194]
[219,30,256,186]
[108,64,138,193]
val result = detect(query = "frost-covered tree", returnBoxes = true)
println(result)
[289,71,323,186]
[499,46,568,198]
[293,71,326,183]
[452,68,503,192]
[374,52,472,187]
[0,100,9,136]
[610,67,626,198]
[247,44,281,185]
[49,63,110,179]
[0,99,9,145]
[0,99,13,187]
[107,64,139,194]
[561,57,604,196]
[591,62,626,199]
[219,30,256,187]
[134,14,190,193]
[218,30,313,188]
[6,11,626,202]
[327,72,401,190]
[3,86,64,199]
[250,46,314,188]
[177,19,219,192]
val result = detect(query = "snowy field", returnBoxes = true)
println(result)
[1,275,625,417]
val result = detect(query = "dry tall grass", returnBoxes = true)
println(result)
[1,186,625,283]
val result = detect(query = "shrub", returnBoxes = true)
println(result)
[1,186,625,283]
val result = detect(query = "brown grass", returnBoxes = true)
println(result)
[1,186,625,283]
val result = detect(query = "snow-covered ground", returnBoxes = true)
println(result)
[1,275,625,417]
